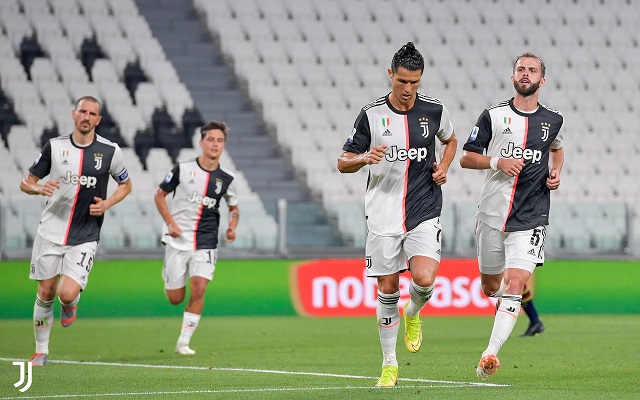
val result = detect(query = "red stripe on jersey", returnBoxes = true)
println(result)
[402,115,410,233]
[502,117,529,232]
[192,172,210,249]
[64,148,84,245]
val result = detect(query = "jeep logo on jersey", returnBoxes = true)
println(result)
[61,171,97,188]
[187,191,217,209]
[385,145,428,162]
[500,142,543,163]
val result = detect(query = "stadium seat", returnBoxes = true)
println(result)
[1,0,639,254]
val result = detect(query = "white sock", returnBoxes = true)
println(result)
[59,293,80,307]
[34,296,54,354]
[483,294,522,356]
[405,281,434,317]
[177,312,201,345]
[377,290,400,367]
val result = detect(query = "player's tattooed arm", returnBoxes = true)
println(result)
[338,145,388,173]
[226,205,239,242]
[20,173,59,196]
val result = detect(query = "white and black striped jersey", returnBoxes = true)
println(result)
[29,134,130,246]
[343,93,454,236]
[159,159,238,251]
[463,98,564,232]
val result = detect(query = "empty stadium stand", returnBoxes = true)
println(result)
[134,0,343,248]
[0,0,639,257]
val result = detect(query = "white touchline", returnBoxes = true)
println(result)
[0,357,509,399]
[0,385,499,400]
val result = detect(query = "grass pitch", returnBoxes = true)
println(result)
[1,314,638,399]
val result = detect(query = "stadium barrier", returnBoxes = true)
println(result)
[1,259,639,319]
[1,200,637,260]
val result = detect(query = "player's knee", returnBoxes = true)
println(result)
[481,282,501,297]
[57,290,77,305]
[412,273,436,288]
[37,286,56,301]
[37,278,59,301]
[378,283,400,294]
[190,284,207,300]
[167,296,183,305]
[165,289,185,305]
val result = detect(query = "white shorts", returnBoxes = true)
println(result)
[475,220,546,275]
[365,217,442,277]
[30,233,98,290]
[163,246,217,290]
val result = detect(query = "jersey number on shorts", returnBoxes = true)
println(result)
[530,227,546,259]
[530,228,545,246]
[77,252,94,272]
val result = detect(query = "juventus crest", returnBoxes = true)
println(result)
[418,117,429,138]
[541,122,550,141]
[94,154,103,170]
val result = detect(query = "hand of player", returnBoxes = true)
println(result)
[366,145,388,165]
[546,169,561,190]
[39,180,60,196]
[89,197,109,216]
[498,158,525,177]
[432,162,448,185]
[168,222,182,238]
[225,227,236,242]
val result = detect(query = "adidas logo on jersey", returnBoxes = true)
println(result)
[527,249,536,256]
[502,127,512,134]
[62,159,69,165]
[382,129,392,136]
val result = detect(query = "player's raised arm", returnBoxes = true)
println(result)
[225,204,239,242]
[337,145,388,173]
[90,179,131,217]
[546,147,564,190]
[460,150,525,177]
[20,173,60,196]
[154,187,182,238]
[432,133,458,185]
